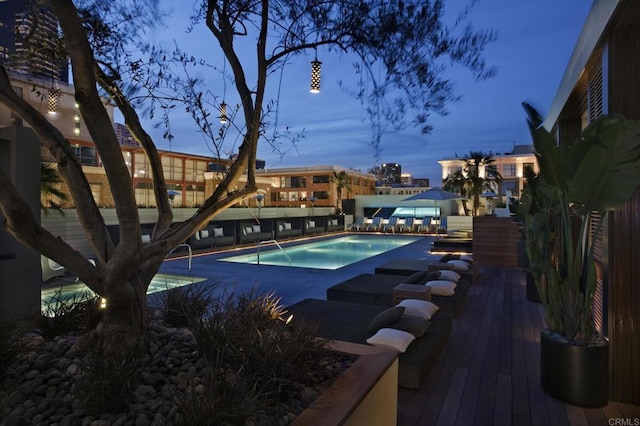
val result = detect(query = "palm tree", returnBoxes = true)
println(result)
[443,151,502,216]
[329,171,352,214]
[41,162,68,210]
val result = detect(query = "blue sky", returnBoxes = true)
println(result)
[137,1,593,185]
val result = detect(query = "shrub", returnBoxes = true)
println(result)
[158,284,213,327]
[184,289,332,422]
[35,289,103,339]
[76,331,147,415]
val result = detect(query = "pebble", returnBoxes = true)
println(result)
[1,315,350,425]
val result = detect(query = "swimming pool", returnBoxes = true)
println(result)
[41,273,206,313]
[218,234,421,270]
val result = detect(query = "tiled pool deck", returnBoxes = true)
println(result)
[157,232,440,306]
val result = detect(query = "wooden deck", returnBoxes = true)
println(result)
[397,266,640,426]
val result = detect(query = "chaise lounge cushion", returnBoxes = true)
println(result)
[447,259,469,271]
[366,328,415,353]
[426,280,457,296]
[438,270,461,282]
[396,299,439,320]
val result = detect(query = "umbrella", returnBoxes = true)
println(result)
[402,188,465,202]
[480,191,497,198]
[167,190,181,196]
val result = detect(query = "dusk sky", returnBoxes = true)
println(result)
[136,1,593,185]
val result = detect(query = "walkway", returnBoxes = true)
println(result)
[398,266,640,426]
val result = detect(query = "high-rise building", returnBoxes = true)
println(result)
[0,0,68,82]
[380,163,401,185]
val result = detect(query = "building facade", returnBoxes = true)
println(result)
[543,0,640,404]
[438,145,538,199]
[380,163,401,185]
[256,166,377,209]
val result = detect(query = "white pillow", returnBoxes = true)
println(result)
[252,224,262,233]
[396,299,439,320]
[278,224,284,232]
[141,234,151,243]
[460,255,473,262]
[200,229,209,239]
[284,222,292,230]
[194,232,201,241]
[447,259,469,271]
[244,226,253,235]
[366,328,415,353]
[426,280,457,296]
[308,220,316,228]
[213,227,224,237]
[438,270,461,282]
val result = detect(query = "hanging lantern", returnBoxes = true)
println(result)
[219,102,227,124]
[48,89,58,114]
[310,59,322,93]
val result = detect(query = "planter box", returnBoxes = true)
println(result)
[295,341,399,425]
[540,331,609,407]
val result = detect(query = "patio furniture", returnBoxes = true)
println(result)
[275,218,303,239]
[326,271,471,316]
[374,258,477,283]
[366,216,382,231]
[418,216,433,233]
[383,216,400,233]
[189,223,235,249]
[400,217,415,233]
[286,298,452,389]
[350,216,365,231]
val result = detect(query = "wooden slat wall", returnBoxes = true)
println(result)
[606,26,640,406]
[608,189,640,405]
[472,216,524,268]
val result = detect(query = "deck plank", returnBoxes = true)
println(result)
[396,266,639,426]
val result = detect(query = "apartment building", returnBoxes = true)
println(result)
[256,166,377,209]
[438,145,538,198]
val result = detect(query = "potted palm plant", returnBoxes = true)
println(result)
[521,103,640,407]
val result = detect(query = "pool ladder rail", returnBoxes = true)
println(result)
[256,240,291,266]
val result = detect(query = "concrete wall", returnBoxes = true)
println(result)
[0,127,41,318]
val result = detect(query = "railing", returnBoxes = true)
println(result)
[256,239,291,266]
[168,243,192,271]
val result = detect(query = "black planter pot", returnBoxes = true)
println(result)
[525,271,541,303]
[540,331,609,407]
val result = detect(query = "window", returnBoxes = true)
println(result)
[290,176,306,188]
[503,164,516,177]
[312,175,330,184]
[315,191,329,200]
[501,180,519,198]
[74,145,97,166]
[161,156,183,181]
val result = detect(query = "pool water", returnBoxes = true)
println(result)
[41,273,205,314]
[219,234,420,270]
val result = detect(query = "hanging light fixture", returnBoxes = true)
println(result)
[219,102,227,124]
[48,89,58,114]
[310,53,322,94]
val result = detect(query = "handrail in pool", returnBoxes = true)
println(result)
[256,240,291,266]
[168,243,192,270]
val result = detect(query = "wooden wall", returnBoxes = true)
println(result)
[472,216,524,269]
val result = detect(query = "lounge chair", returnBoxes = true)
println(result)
[41,256,66,282]
[326,271,470,316]
[374,257,478,283]
[350,216,365,231]
[382,216,400,233]
[286,298,452,389]
[366,216,382,231]
[418,217,433,233]
[400,217,415,233]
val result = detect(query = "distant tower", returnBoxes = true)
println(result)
[381,163,402,185]
[0,0,69,83]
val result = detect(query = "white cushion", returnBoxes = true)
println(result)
[396,299,439,320]
[278,224,284,232]
[366,328,415,353]
[425,280,457,296]
[141,234,151,243]
[284,222,292,230]
[200,229,209,239]
[194,232,201,241]
[460,255,473,262]
[438,270,461,282]
[308,220,315,228]
[244,226,253,235]
[213,227,224,237]
[252,224,261,233]
[447,259,469,271]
